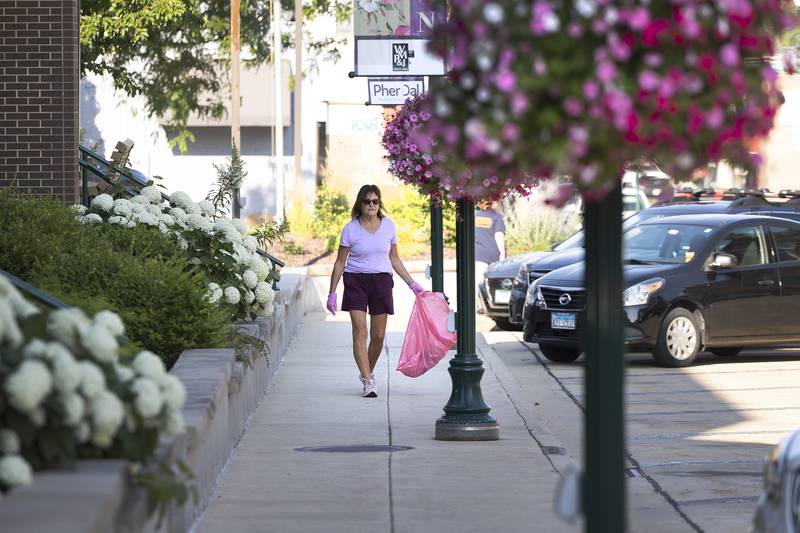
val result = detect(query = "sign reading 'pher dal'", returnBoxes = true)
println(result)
[367,78,426,105]
[353,0,446,77]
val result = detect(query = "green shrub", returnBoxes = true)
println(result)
[503,191,581,256]
[313,182,352,252]
[0,190,231,367]
[100,224,189,262]
[386,186,458,257]
[286,196,315,240]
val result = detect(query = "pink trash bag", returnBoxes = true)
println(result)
[397,291,456,378]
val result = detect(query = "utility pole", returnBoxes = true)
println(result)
[293,0,302,205]
[273,0,285,221]
[231,0,241,218]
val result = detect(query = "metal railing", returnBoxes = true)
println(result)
[0,269,70,310]
[78,145,285,274]
[79,145,170,205]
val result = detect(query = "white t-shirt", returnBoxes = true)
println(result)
[340,217,397,274]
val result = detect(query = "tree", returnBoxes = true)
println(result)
[80,0,351,151]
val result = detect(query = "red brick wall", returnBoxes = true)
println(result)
[0,0,79,203]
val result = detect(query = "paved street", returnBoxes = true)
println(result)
[487,324,800,533]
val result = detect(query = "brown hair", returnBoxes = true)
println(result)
[350,184,387,220]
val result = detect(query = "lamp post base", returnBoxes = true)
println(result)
[435,419,500,441]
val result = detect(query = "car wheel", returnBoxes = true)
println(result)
[652,308,701,367]
[539,343,581,363]
[709,347,742,357]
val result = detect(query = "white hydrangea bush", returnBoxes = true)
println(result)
[0,277,186,492]
[76,188,278,321]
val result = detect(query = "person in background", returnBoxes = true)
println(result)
[474,200,506,311]
[327,184,424,398]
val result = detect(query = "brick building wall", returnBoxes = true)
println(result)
[0,0,79,203]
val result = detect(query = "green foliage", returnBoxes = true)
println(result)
[79,0,352,150]
[0,190,231,368]
[313,182,351,252]
[286,197,315,240]
[503,193,581,256]
[132,459,197,528]
[385,186,457,257]
[231,330,269,368]
[207,143,247,218]
[305,181,456,257]
[781,26,800,48]
[250,216,290,251]
[283,242,306,255]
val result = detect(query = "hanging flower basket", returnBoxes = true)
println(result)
[412,0,793,202]
[382,95,443,199]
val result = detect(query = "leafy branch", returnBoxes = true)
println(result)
[207,142,247,218]
[250,217,290,251]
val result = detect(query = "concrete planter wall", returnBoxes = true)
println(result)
[0,269,319,533]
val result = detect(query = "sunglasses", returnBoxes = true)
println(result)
[362,198,380,206]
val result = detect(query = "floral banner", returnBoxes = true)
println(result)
[354,0,446,76]
[355,0,411,36]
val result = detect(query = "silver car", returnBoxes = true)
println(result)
[753,430,800,532]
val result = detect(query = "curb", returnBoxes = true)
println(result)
[476,333,577,475]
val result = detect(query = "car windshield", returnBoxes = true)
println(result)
[624,223,714,264]
[553,210,655,251]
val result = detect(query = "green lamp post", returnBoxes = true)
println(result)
[430,198,444,293]
[435,198,499,441]
[583,186,625,531]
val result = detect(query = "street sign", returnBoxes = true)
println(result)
[353,0,446,77]
[367,77,426,105]
[356,38,445,76]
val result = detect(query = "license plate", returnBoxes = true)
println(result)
[493,289,511,304]
[551,312,576,330]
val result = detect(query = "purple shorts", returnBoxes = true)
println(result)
[342,272,394,315]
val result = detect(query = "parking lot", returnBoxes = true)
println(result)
[482,319,800,532]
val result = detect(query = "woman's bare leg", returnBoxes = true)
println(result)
[349,310,371,379]
[368,313,388,375]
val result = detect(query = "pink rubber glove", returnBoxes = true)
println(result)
[326,293,337,315]
[409,281,424,296]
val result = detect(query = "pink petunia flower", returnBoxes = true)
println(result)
[720,43,739,66]
[638,70,660,92]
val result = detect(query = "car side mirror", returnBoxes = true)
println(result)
[708,252,738,270]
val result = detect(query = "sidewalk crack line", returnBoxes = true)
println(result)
[385,344,395,533]
[516,337,704,533]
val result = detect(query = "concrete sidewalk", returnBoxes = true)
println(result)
[195,286,578,533]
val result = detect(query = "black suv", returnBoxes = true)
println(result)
[526,213,800,367]
[511,193,800,327]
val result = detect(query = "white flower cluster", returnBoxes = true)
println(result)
[78,189,278,320]
[0,281,187,491]
[0,276,39,347]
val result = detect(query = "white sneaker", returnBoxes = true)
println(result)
[360,376,377,398]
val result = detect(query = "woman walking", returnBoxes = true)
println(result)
[327,184,424,397]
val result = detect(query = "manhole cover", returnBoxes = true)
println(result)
[294,445,414,453]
